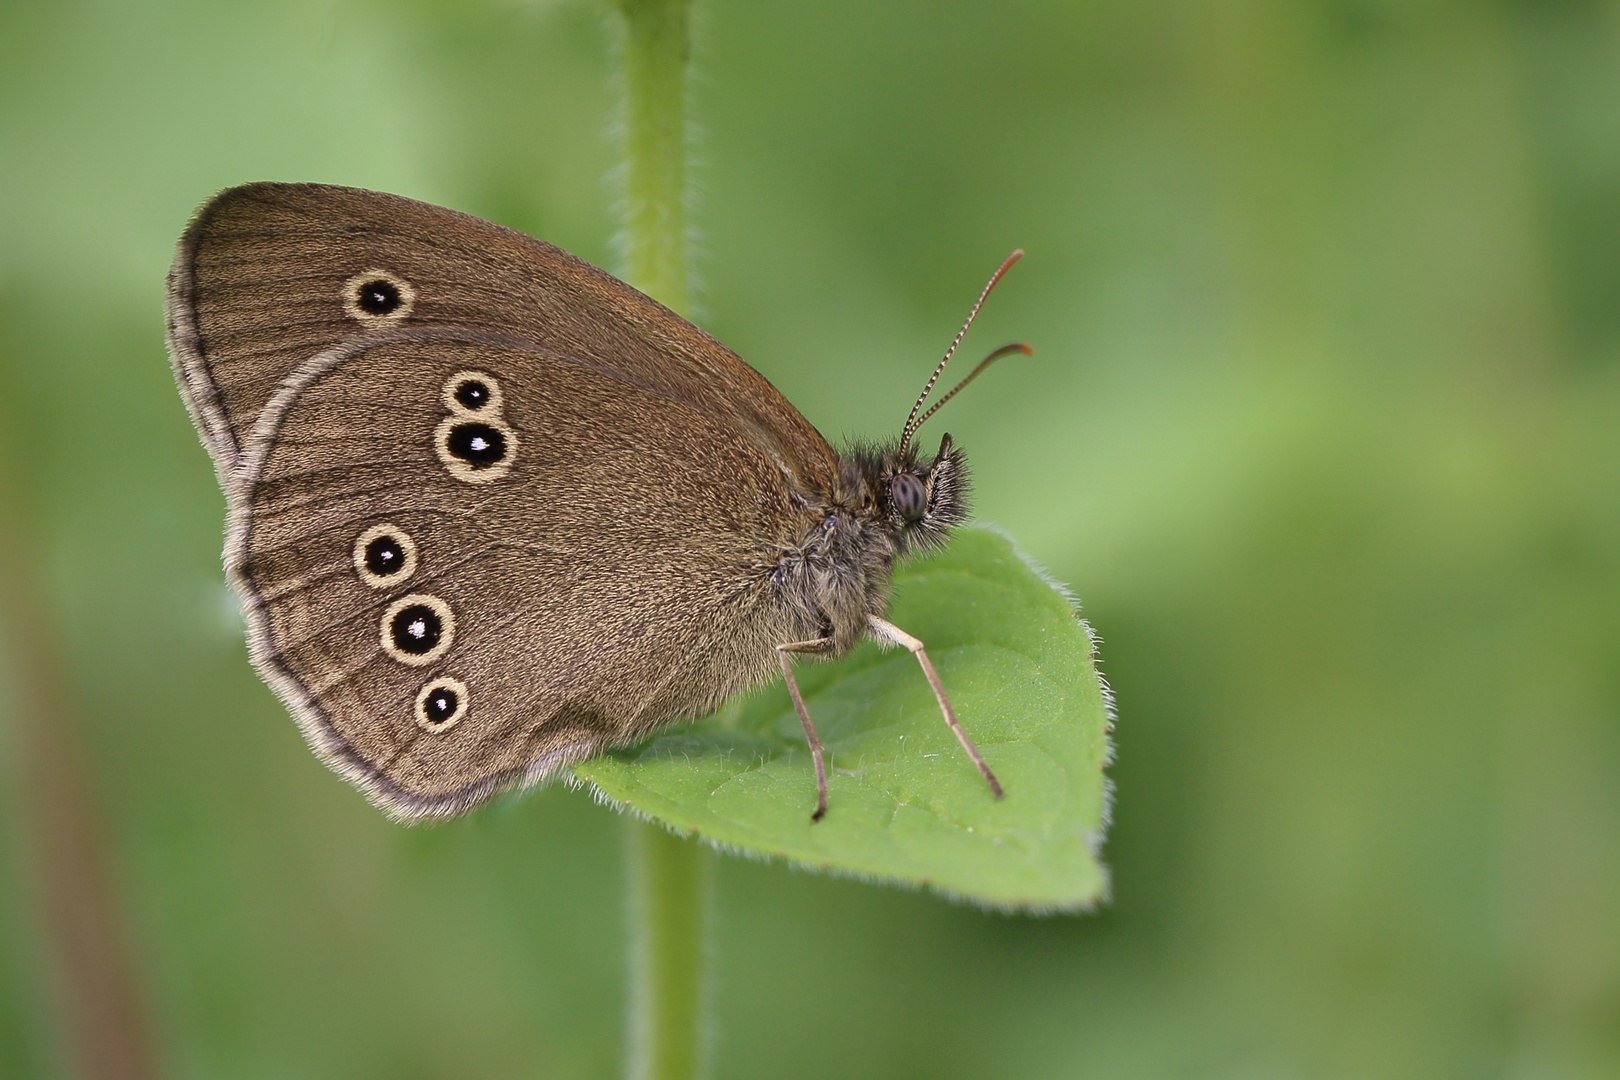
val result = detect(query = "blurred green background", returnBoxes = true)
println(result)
[3,0,1619,1077]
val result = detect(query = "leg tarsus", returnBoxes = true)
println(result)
[777,637,834,821]
[867,615,1004,799]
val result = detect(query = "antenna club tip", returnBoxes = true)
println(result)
[1014,342,1034,356]
[994,250,1025,276]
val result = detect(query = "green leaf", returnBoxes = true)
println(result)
[573,527,1113,911]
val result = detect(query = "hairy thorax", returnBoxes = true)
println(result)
[769,434,969,656]
[771,507,897,653]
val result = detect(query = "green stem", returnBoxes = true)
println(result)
[615,0,692,316]
[627,825,709,1080]
[610,3,707,1079]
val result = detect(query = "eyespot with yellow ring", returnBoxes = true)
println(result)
[380,594,455,666]
[441,370,505,416]
[434,414,517,483]
[353,524,418,589]
[342,270,416,324]
[414,676,469,733]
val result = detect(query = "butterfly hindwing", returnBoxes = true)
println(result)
[231,332,802,819]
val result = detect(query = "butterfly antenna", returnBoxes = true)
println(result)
[901,249,1024,454]
[911,342,1034,432]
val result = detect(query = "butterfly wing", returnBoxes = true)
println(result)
[166,182,836,496]
[232,331,810,820]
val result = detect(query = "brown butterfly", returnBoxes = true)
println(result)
[166,182,1026,822]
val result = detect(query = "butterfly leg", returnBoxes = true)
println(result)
[867,616,1004,799]
[777,637,834,821]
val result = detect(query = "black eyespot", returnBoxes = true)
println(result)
[364,534,407,578]
[422,685,458,724]
[890,472,927,522]
[454,380,491,410]
[413,676,469,731]
[354,524,418,588]
[356,278,401,316]
[446,422,507,467]
[390,604,443,655]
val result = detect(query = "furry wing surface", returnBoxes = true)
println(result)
[166,182,838,494]
[230,331,805,820]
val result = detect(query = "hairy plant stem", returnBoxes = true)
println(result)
[610,2,708,1079]
[627,824,709,1080]
[615,0,692,315]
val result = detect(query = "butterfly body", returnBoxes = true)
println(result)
[168,183,985,821]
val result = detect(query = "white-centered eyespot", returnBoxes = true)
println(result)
[434,414,517,483]
[379,593,455,666]
[342,270,416,323]
[414,676,469,733]
[441,370,505,416]
[353,523,418,589]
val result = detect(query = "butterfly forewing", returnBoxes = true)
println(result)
[168,182,837,496]
[232,333,805,819]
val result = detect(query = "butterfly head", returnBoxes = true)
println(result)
[863,250,1027,554]
[842,433,968,554]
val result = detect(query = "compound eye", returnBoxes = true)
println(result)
[890,472,927,522]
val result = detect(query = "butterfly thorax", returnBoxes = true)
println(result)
[771,434,969,655]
